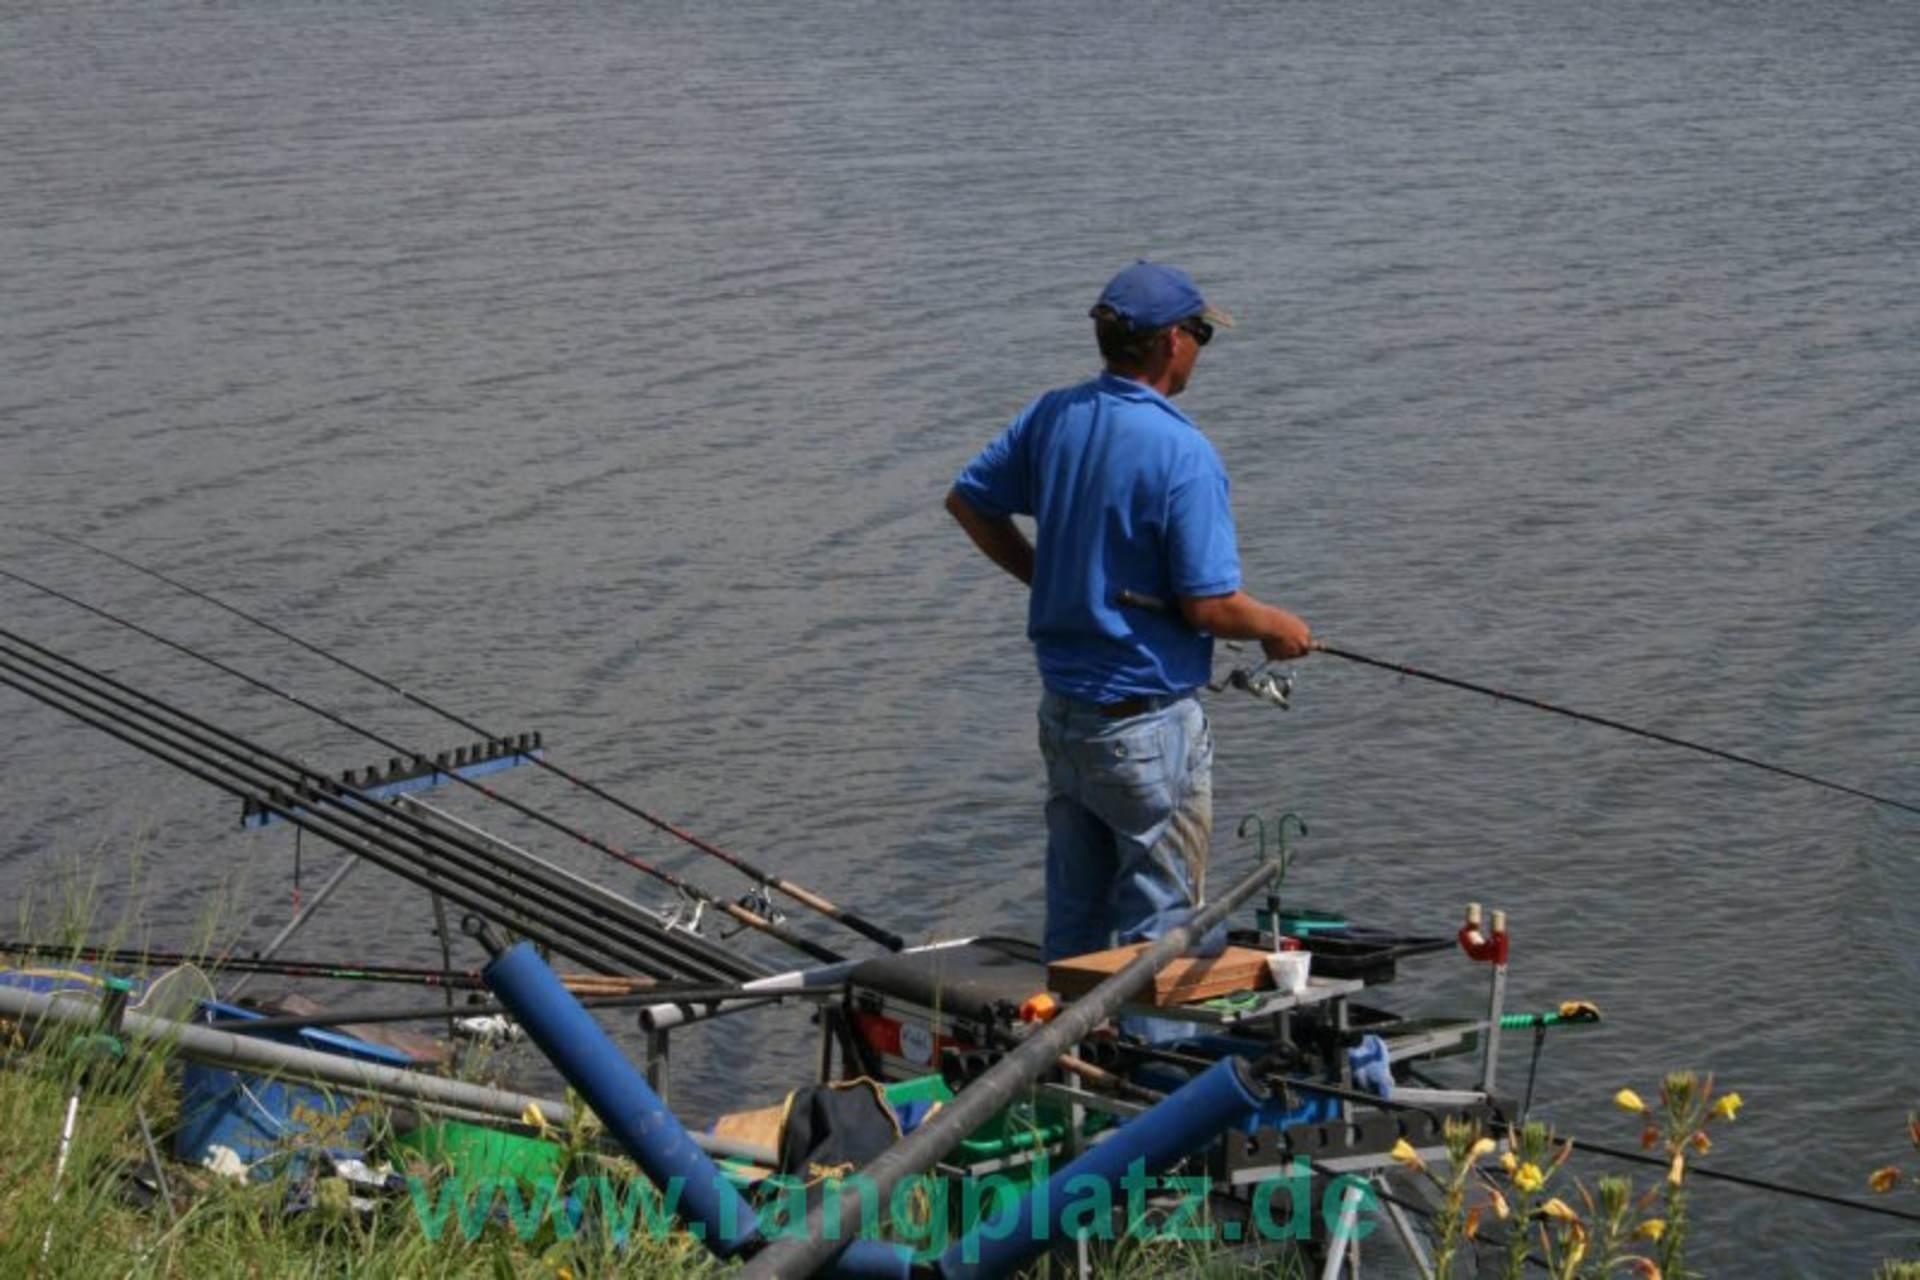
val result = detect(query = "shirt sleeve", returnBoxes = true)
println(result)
[1165,442,1242,598]
[952,403,1034,517]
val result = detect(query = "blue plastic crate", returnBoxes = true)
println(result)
[173,1000,417,1181]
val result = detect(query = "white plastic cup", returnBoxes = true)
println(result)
[1266,950,1311,995]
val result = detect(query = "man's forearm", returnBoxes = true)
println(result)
[945,488,1034,585]
[1178,589,1312,657]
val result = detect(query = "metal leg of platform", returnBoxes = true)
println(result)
[430,890,458,1042]
[1062,1059,1093,1279]
[1378,1178,1434,1280]
[225,852,363,998]
[1320,1179,1368,1280]
[1480,959,1508,1095]
[646,1029,671,1104]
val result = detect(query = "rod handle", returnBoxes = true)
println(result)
[774,880,905,951]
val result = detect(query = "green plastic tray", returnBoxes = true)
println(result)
[391,1119,563,1185]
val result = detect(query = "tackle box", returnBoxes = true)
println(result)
[842,937,1045,1081]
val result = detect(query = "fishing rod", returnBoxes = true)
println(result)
[199,983,780,1034]
[0,636,756,982]
[0,563,846,964]
[0,636,755,985]
[0,940,620,991]
[1313,643,1920,818]
[1128,1041,1920,1230]
[0,629,747,982]
[1557,1131,1920,1225]
[1111,589,1918,817]
[25,532,906,952]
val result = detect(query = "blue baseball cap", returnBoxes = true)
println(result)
[1090,260,1235,332]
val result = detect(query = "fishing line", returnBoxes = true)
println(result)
[1314,644,1920,818]
[24,530,905,951]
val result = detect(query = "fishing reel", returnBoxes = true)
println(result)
[1209,660,1295,710]
[713,883,787,940]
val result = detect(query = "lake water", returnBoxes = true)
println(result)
[2,1,1916,1271]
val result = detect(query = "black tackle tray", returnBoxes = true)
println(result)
[1227,926,1455,985]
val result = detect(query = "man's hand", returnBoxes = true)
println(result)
[1177,590,1313,659]
[1259,610,1313,661]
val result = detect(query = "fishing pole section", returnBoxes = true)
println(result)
[0,627,775,982]
[0,559,898,963]
[22,531,906,951]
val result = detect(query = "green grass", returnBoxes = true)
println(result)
[0,1018,730,1278]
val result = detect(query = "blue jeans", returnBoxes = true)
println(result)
[1037,690,1217,966]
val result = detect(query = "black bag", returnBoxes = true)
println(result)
[776,1078,904,1184]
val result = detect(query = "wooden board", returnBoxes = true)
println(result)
[1047,943,1272,1006]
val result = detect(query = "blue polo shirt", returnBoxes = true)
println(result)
[954,372,1242,702]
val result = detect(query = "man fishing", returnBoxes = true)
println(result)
[945,259,1314,980]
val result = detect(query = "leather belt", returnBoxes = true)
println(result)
[1095,693,1183,719]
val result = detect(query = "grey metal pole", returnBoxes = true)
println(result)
[737,854,1284,1280]
[396,795,682,944]
[225,853,362,998]
[0,985,773,1165]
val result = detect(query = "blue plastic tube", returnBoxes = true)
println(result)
[482,940,761,1258]
[937,1055,1268,1280]
[483,941,914,1277]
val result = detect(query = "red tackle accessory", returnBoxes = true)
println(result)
[1456,902,1510,965]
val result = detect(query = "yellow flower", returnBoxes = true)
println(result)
[1869,1166,1902,1193]
[1711,1092,1743,1121]
[1514,1162,1545,1194]
[1485,1185,1510,1220]
[1466,1136,1497,1164]
[1500,1149,1519,1173]
[1691,1131,1712,1155]
[521,1101,552,1137]
[1667,1152,1686,1186]
[1637,1217,1667,1242]
[1390,1138,1425,1171]
[1614,1088,1648,1114]
[1539,1196,1579,1222]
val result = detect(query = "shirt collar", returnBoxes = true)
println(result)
[1094,371,1197,429]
